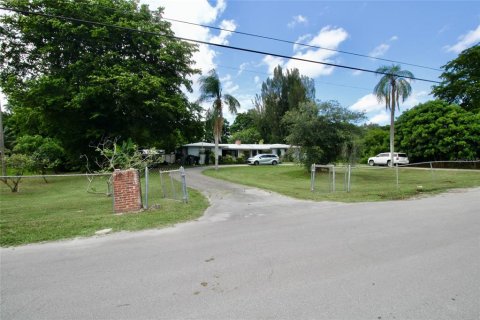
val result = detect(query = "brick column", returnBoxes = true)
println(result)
[112,169,142,214]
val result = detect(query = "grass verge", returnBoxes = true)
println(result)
[203,165,480,202]
[0,174,208,247]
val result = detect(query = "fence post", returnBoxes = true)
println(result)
[332,165,336,192]
[144,166,149,209]
[310,163,315,192]
[180,166,188,203]
[347,164,351,193]
[429,162,436,184]
[396,163,399,190]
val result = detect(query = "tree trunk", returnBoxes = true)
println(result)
[214,134,219,171]
[389,83,396,167]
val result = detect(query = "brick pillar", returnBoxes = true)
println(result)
[112,169,142,214]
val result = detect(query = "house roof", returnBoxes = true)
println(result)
[183,142,293,150]
[183,142,216,147]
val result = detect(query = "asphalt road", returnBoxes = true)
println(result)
[1,167,479,320]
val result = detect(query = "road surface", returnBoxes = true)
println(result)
[1,167,479,319]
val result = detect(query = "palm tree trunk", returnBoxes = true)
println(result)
[389,84,396,167]
[214,134,219,171]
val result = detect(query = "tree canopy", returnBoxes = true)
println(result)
[432,44,480,113]
[396,100,480,161]
[283,100,364,169]
[0,0,201,168]
[253,66,315,143]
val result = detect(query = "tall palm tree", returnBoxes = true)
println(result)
[374,65,414,166]
[198,69,240,170]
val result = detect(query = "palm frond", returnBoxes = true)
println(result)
[223,94,240,114]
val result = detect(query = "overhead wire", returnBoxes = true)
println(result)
[0,6,441,84]
[163,17,442,72]
[70,1,442,72]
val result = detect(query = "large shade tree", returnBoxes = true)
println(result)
[197,69,240,170]
[373,65,414,166]
[0,0,201,168]
[432,44,480,113]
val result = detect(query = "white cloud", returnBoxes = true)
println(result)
[210,19,237,45]
[262,55,286,74]
[219,74,239,94]
[288,15,308,28]
[140,0,235,102]
[237,62,250,76]
[445,24,480,53]
[390,35,398,41]
[350,94,384,113]
[254,76,260,84]
[369,112,390,125]
[141,0,233,74]
[284,26,349,78]
[369,43,390,58]
[350,91,429,125]
[293,34,312,52]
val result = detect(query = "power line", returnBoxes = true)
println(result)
[69,1,442,72]
[212,64,372,91]
[163,17,442,72]
[0,6,441,84]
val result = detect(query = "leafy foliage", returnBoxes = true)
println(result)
[358,125,390,163]
[396,100,480,161]
[0,0,201,168]
[283,100,364,169]
[13,134,65,175]
[253,66,315,143]
[432,44,480,113]
[1,154,35,192]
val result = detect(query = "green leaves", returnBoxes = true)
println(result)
[1,0,199,168]
[432,44,480,113]
[283,100,364,169]
[396,100,480,161]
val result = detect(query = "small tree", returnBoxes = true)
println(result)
[1,154,34,192]
[13,135,65,181]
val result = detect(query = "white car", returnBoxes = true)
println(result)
[247,154,280,165]
[368,152,409,166]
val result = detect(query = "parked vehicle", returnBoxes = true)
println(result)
[368,152,409,166]
[247,154,280,165]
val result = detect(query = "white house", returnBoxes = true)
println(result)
[182,141,295,164]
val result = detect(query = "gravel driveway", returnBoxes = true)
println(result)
[1,167,479,319]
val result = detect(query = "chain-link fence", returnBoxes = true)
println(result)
[311,161,480,195]
[142,167,188,209]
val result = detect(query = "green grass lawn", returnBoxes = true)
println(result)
[203,165,480,202]
[0,174,208,247]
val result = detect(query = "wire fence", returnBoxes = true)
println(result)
[311,161,480,195]
[143,166,188,209]
[1,166,190,215]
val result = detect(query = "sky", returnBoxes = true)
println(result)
[1,1,479,126]
[140,0,480,125]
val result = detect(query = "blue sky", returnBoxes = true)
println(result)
[142,0,480,125]
[1,1,479,126]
